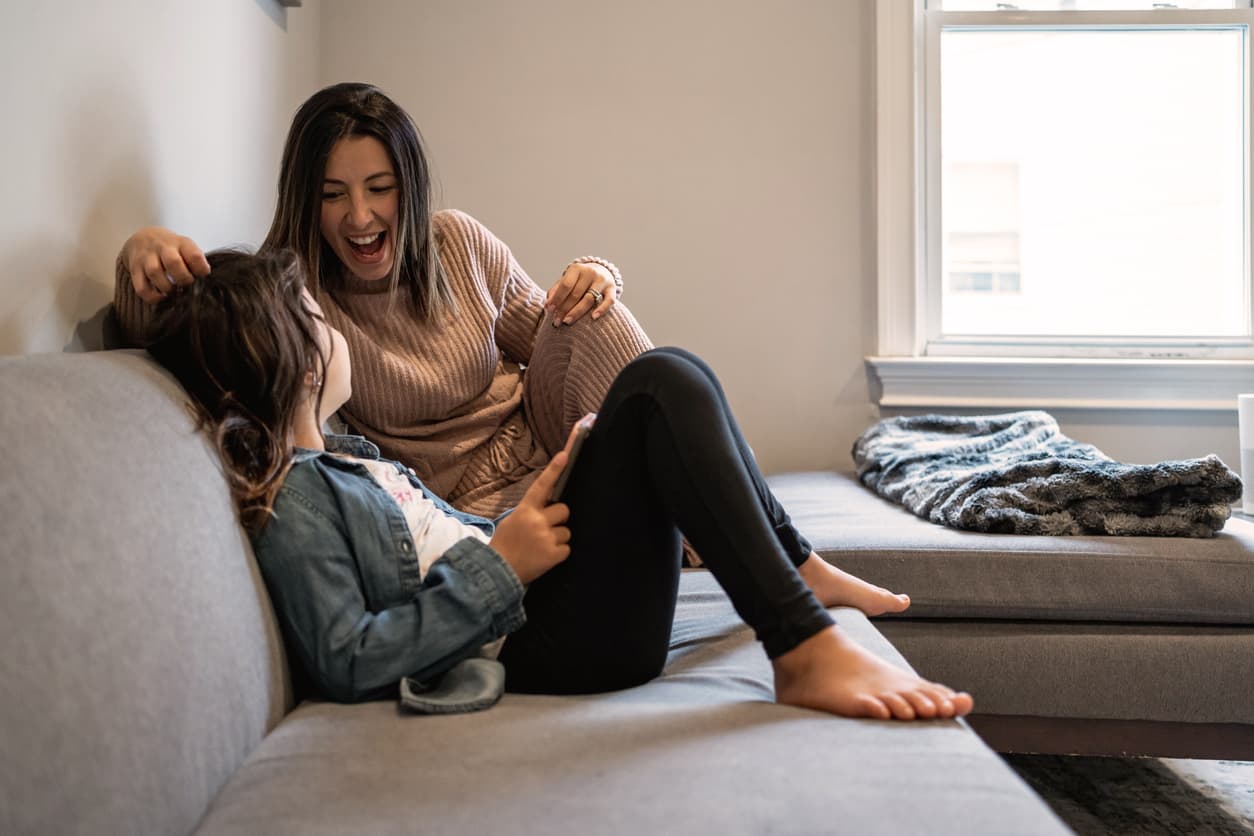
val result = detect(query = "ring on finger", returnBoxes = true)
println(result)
[584,288,604,305]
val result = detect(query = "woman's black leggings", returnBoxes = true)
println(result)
[498,347,834,694]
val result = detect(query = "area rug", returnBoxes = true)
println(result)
[1005,755,1254,834]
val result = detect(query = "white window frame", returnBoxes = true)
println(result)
[870,0,1254,411]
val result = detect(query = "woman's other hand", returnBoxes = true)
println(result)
[124,227,211,304]
[546,261,617,326]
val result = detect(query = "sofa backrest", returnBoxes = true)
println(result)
[0,350,293,836]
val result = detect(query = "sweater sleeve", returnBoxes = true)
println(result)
[112,251,156,347]
[496,258,549,364]
[438,209,546,364]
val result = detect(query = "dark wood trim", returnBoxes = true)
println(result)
[968,715,1254,760]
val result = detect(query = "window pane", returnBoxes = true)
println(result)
[932,1,1241,10]
[940,27,1247,338]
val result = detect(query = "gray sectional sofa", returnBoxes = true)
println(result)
[0,349,1106,835]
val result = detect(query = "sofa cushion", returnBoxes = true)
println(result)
[0,351,292,836]
[194,572,1068,836]
[770,471,1254,625]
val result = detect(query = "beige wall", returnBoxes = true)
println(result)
[320,0,879,474]
[0,0,320,355]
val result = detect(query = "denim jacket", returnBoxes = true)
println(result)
[251,434,527,703]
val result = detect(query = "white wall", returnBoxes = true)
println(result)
[0,0,320,355]
[320,0,878,475]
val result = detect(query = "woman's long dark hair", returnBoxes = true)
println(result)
[262,81,453,320]
[146,249,328,533]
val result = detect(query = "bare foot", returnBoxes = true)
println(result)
[773,625,974,721]
[798,554,911,616]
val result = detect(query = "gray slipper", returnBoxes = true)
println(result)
[399,658,506,715]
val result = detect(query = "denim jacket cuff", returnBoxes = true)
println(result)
[443,538,527,636]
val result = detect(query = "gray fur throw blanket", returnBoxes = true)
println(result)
[852,411,1242,537]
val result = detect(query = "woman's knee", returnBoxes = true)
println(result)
[548,303,652,358]
[528,305,652,403]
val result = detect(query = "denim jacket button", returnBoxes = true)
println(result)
[401,541,412,552]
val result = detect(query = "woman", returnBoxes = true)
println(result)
[146,246,974,721]
[115,82,652,518]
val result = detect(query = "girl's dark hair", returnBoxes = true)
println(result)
[261,81,453,319]
[146,249,328,533]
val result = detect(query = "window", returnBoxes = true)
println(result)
[923,0,1254,357]
[870,0,1254,409]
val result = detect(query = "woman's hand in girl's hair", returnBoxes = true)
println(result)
[489,450,572,584]
[123,227,211,303]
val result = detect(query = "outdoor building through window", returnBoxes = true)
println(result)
[945,163,1022,310]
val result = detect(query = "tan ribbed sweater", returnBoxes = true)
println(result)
[114,209,653,517]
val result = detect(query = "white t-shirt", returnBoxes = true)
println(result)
[354,457,491,582]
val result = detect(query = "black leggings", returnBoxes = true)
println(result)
[498,348,834,694]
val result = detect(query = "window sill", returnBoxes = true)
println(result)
[866,356,1254,411]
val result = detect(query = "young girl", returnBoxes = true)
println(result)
[146,248,973,721]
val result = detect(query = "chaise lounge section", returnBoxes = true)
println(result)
[770,470,1254,760]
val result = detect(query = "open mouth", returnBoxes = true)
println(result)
[347,231,387,260]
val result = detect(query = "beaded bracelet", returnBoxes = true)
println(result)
[569,256,623,297]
